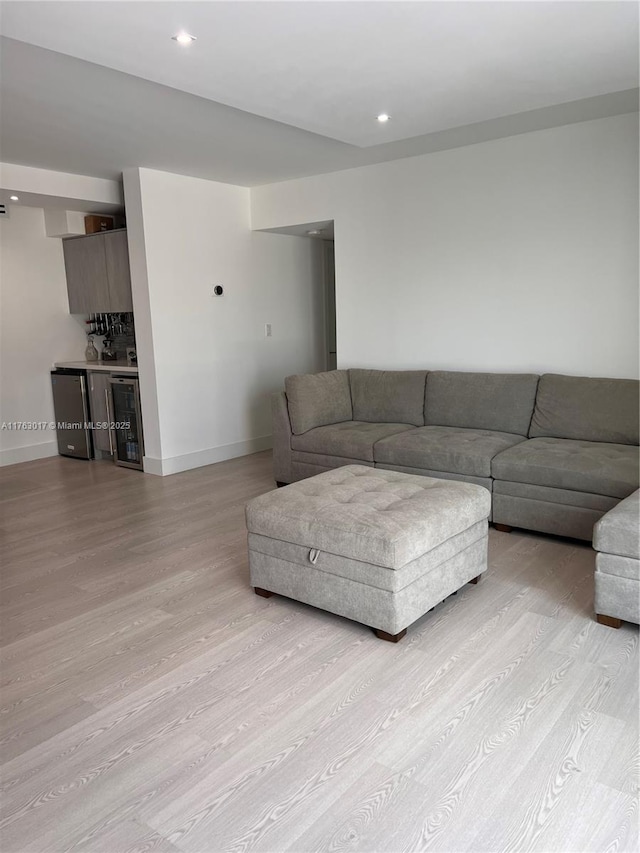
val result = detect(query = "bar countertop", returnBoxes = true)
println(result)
[54,361,139,375]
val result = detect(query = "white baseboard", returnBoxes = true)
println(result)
[0,440,59,467]
[143,434,273,476]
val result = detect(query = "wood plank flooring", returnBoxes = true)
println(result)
[0,451,638,852]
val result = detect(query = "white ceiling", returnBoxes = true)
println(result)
[0,2,637,186]
[1,1,637,147]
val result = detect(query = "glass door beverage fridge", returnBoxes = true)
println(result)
[109,376,144,470]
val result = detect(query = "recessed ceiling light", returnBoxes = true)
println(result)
[377,114,391,123]
[172,32,196,45]
[9,195,19,201]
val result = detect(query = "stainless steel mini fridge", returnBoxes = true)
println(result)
[50,369,93,459]
[109,376,144,470]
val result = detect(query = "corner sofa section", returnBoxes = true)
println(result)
[272,369,639,542]
[492,374,639,540]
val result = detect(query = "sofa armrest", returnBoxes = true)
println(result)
[272,391,293,485]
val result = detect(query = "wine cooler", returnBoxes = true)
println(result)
[109,376,144,470]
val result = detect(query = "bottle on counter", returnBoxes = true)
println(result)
[85,336,99,362]
[101,339,115,361]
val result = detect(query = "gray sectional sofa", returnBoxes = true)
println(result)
[272,369,639,542]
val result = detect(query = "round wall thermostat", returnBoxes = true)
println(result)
[213,285,224,296]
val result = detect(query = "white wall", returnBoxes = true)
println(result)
[0,206,87,465]
[124,167,324,475]
[251,113,639,379]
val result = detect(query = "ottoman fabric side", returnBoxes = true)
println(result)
[596,552,640,582]
[249,534,488,635]
[595,561,640,625]
[593,490,639,626]
[248,520,487,594]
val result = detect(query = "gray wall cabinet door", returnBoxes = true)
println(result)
[63,235,111,313]
[104,230,133,312]
[88,371,113,453]
[63,230,133,314]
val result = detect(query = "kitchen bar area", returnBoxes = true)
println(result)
[50,222,145,471]
[51,362,143,469]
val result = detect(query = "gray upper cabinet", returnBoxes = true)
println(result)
[63,233,111,313]
[104,230,133,312]
[63,230,132,314]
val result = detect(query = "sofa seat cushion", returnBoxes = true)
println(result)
[374,426,526,478]
[290,421,415,463]
[593,490,640,560]
[492,438,639,499]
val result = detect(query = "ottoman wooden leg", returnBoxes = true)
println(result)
[597,613,622,629]
[469,575,482,584]
[374,628,407,643]
[275,481,287,488]
[254,587,274,598]
[494,523,513,533]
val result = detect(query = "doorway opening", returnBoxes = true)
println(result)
[322,239,336,371]
[258,219,336,373]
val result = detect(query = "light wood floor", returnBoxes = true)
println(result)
[1,451,638,853]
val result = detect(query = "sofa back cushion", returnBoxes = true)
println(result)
[529,374,640,445]
[285,370,353,435]
[349,369,427,426]
[425,371,539,436]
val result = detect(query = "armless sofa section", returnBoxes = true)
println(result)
[593,490,640,628]
[272,369,639,542]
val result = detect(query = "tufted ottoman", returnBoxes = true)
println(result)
[245,465,490,641]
